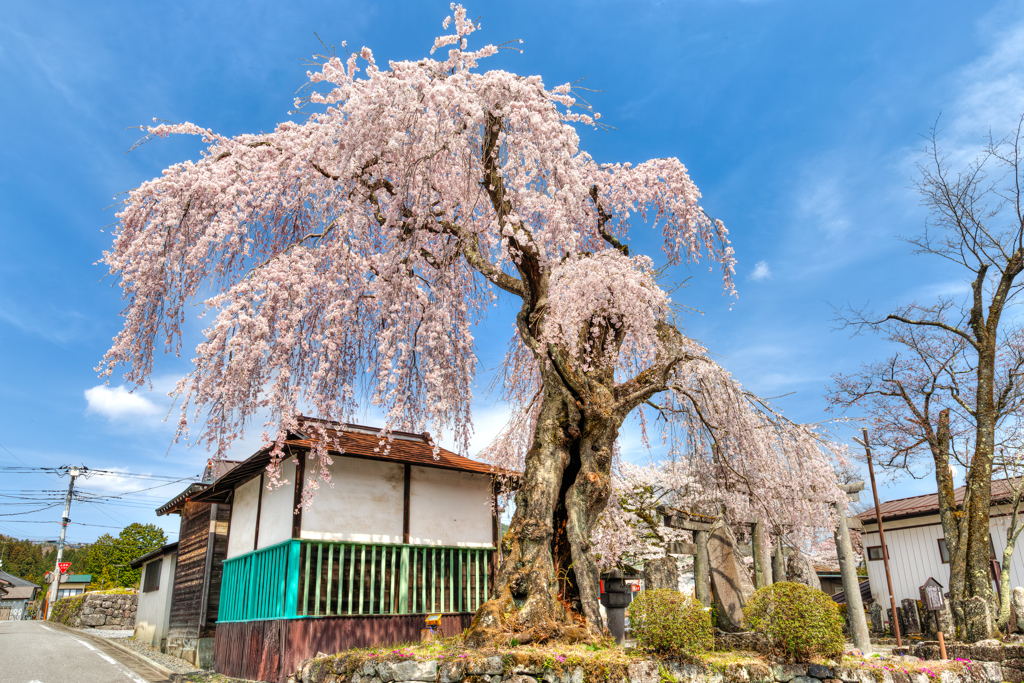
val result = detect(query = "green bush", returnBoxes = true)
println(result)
[744,582,844,663]
[627,589,713,660]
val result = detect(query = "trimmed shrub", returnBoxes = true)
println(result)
[627,589,713,660]
[744,582,844,663]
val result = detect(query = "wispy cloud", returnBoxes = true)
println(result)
[84,385,161,420]
[750,260,772,281]
[0,301,95,345]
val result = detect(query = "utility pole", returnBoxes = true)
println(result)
[855,430,901,647]
[45,466,83,618]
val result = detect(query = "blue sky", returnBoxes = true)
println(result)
[3,0,1024,545]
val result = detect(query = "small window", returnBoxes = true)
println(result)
[938,539,950,564]
[143,558,162,593]
[867,545,887,561]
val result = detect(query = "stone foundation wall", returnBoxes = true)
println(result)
[911,640,1024,683]
[49,592,137,629]
[293,658,995,683]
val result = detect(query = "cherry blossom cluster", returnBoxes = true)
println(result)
[100,3,841,537]
[543,251,671,372]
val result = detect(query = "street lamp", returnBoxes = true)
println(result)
[853,429,902,647]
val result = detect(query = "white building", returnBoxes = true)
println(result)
[190,418,510,683]
[860,478,1018,611]
[130,542,178,650]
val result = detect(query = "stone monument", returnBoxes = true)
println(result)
[707,519,755,631]
[643,556,679,592]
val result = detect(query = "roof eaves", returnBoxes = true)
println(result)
[129,541,179,569]
[156,483,210,516]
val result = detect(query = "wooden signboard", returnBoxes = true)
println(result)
[921,578,947,659]
[923,577,945,611]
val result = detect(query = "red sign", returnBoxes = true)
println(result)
[58,562,71,573]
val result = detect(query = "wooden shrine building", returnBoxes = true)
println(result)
[191,419,507,683]
[151,459,239,667]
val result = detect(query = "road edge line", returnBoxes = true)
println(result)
[44,621,177,679]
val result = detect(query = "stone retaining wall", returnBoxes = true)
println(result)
[293,658,993,683]
[911,640,1024,682]
[49,592,137,629]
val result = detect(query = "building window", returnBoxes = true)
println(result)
[938,538,950,563]
[56,589,83,599]
[143,559,162,593]
[867,545,887,561]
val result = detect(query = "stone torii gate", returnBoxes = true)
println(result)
[659,498,867,646]
[660,509,764,630]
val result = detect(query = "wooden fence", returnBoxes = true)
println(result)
[218,539,492,623]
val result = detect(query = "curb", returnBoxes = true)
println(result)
[45,621,178,679]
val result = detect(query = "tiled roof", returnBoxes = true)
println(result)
[858,477,1021,524]
[2,586,38,600]
[0,569,37,588]
[286,418,508,476]
[191,418,513,504]
[65,574,91,583]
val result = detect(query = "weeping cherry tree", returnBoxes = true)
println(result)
[101,6,844,644]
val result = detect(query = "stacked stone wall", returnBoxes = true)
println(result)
[48,592,137,629]
[293,657,995,683]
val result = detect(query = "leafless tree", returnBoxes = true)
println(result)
[834,115,1024,635]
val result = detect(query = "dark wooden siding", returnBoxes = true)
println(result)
[215,614,475,683]
[168,501,211,641]
[204,502,232,632]
[168,500,232,641]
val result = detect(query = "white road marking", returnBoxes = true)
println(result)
[39,625,53,631]
[73,637,150,683]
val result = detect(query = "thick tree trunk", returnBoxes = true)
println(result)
[999,536,1018,631]
[466,371,622,645]
[933,409,968,635]
[965,348,996,611]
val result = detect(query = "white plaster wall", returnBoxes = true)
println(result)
[862,504,1024,608]
[408,466,493,547]
[258,457,296,548]
[300,456,404,543]
[226,475,260,559]
[134,552,177,649]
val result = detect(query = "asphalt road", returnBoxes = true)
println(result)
[0,620,170,683]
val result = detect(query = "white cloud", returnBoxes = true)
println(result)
[750,260,772,281]
[84,385,161,420]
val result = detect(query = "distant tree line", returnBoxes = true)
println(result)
[0,523,167,589]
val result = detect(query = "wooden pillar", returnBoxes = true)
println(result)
[253,472,264,551]
[772,536,785,583]
[694,530,711,606]
[402,463,411,544]
[753,521,771,590]
[291,450,304,539]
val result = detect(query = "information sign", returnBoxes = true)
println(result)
[923,577,945,611]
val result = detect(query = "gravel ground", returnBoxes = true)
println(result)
[73,628,135,639]
[110,635,205,675]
